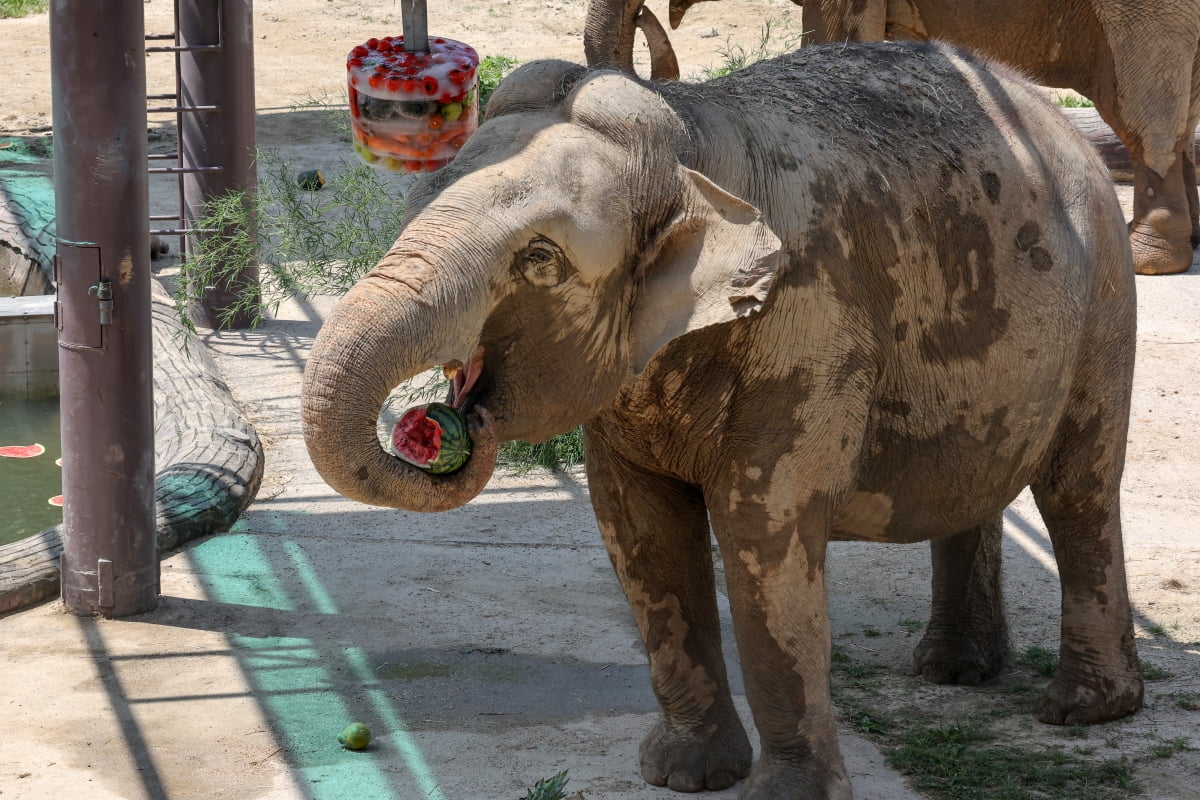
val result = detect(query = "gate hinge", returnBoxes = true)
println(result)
[88,280,113,325]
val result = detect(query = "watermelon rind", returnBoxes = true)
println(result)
[422,402,471,474]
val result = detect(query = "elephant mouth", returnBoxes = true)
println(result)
[444,344,488,413]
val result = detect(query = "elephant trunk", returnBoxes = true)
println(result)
[301,264,497,512]
[584,0,681,80]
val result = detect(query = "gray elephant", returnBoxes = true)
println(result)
[302,41,1143,799]
[588,0,1200,276]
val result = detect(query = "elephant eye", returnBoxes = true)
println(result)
[515,238,568,288]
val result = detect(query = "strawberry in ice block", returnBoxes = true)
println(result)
[347,36,479,172]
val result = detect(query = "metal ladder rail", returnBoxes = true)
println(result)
[144,0,226,243]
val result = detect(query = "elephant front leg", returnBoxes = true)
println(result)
[584,429,751,792]
[709,497,852,800]
[912,517,1010,685]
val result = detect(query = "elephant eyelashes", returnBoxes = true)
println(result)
[515,238,569,288]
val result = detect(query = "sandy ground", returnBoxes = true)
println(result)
[2,1,1199,799]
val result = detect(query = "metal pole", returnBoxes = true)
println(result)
[179,0,259,330]
[402,0,429,52]
[51,0,159,617]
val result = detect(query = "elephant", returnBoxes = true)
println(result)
[301,40,1143,799]
[586,0,1200,276]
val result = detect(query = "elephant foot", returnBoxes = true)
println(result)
[1130,224,1196,275]
[1037,666,1143,725]
[738,751,852,800]
[912,628,1009,686]
[639,711,752,792]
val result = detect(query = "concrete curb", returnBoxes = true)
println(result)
[0,278,264,615]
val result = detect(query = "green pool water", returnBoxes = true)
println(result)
[0,394,62,546]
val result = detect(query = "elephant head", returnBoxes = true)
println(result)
[301,62,781,512]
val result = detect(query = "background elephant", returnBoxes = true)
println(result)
[302,41,1142,798]
[587,0,1200,275]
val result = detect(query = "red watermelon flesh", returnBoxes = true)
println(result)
[391,406,442,468]
[48,495,63,507]
[0,443,46,458]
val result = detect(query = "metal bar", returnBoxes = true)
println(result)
[145,44,222,53]
[179,0,259,329]
[149,166,224,174]
[51,0,158,617]
[146,93,179,100]
[401,0,429,52]
[147,104,221,113]
[151,228,217,236]
[144,33,176,41]
[148,153,180,160]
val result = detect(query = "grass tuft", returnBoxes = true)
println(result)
[478,54,521,109]
[500,428,585,473]
[1018,644,1059,677]
[0,0,46,18]
[519,770,569,800]
[693,20,803,81]
[890,720,1136,800]
[1056,94,1096,109]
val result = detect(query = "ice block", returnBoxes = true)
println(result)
[347,35,480,172]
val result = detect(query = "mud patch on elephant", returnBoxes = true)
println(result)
[915,193,1010,365]
[981,171,1002,204]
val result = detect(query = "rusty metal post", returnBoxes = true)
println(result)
[51,0,159,616]
[179,0,259,329]
[402,0,430,52]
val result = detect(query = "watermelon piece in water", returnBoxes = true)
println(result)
[391,402,471,474]
[0,443,46,458]
[48,495,63,507]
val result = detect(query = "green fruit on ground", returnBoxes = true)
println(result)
[391,402,472,474]
[297,169,325,190]
[337,722,371,750]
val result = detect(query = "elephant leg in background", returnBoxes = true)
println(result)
[583,427,752,792]
[912,517,1010,686]
[1183,142,1200,250]
[1129,147,1199,275]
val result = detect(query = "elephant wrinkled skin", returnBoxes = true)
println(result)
[302,42,1143,799]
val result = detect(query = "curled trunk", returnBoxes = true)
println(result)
[301,274,497,512]
[584,0,681,80]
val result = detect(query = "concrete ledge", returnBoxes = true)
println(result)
[0,278,265,615]
[0,294,57,396]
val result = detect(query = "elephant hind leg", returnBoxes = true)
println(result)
[1030,401,1142,724]
[912,517,1010,686]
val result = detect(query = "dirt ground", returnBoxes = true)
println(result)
[1,1,1198,799]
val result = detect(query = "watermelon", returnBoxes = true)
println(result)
[48,495,63,507]
[0,443,45,458]
[390,402,471,474]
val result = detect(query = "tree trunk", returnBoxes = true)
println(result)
[1060,107,1200,183]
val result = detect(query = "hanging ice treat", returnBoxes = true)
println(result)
[347,35,480,172]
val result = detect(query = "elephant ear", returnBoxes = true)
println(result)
[630,168,782,374]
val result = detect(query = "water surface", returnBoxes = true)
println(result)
[0,394,62,545]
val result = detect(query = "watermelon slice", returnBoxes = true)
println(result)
[391,402,471,474]
[0,443,46,458]
[48,495,63,507]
